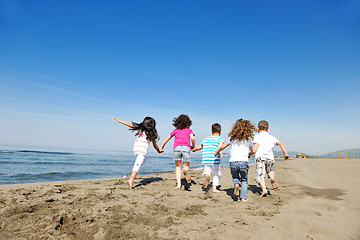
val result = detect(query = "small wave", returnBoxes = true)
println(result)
[8,171,105,184]
[18,150,74,155]
[0,150,13,154]
[0,161,31,164]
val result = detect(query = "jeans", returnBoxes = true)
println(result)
[229,161,249,199]
[173,146,191,162]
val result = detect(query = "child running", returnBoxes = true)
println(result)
[250,120,290,197]
[215,119,256,202]
[114,116,163,189]
[193,123,224,193]
[160,114,195,190]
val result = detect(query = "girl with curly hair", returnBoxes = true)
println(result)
[160,114,195,190]
[114,116,163,189]
[215,119,256,202]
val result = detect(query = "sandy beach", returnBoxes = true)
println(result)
[0,158,359,240]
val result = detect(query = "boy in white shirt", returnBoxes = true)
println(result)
[250,120,289,197]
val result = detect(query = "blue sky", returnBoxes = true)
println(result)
[0,0,359,154]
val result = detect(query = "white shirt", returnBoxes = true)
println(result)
[253,131,279,160]
[133,132,150,155]
[229,138,253,162]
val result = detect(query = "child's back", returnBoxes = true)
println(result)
[252,120,289,196]
[202,135,224,165]
[160,114,195,190]
[253,131,278,160]
[193,123,224,193]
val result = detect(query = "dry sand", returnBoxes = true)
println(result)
[0,158,359,240]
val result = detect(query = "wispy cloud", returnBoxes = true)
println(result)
[186,0,218,35]
[0,109,107,121]
[24,73,81,86]
[272,98,289,117]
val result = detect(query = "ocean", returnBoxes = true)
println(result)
[0,146,256,185]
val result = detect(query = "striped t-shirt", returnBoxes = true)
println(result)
[133,132,150,155]
[201,135,225,165]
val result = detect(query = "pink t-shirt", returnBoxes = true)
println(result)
[170,128,194,149]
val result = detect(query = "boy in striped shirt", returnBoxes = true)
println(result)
[192,123,224,193]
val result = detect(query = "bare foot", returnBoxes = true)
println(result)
[203,175,210,188]
[260,190,268,197]
[185,173,192,183]
[128,179,134,189]
[234,183,240,197]
[212,187,221,193]
[271,179,279,190]
[175,185,181,190]
[241,198,248,202]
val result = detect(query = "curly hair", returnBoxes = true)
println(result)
[228,119,256,142]
[172,114,192,129]
[131,117,160,141]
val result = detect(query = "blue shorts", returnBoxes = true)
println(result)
[173,146,191,162]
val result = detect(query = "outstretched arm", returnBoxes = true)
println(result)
[248,144,258,158]
[192,144,203,152]
[160,134,173,152]
[152,139,164,153]
[190,133,195,149]
[114,117,135,128]
[214,142,229,156]
[277,141,290,160]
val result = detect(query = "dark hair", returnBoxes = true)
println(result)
[258,120,269,131]
[131,117,159,141]
[172,114,192,129]
[228,119,256,142]
[212,123,221,134]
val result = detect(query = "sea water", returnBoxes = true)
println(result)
[0,146,255,185]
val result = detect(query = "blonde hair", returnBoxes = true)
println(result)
[228,119,256,142]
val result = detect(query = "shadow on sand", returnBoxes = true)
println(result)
[181,178,197,191]
[133,177,163,188]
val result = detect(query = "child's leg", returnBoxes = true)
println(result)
[229,162,240,197]
[259,180,267,197]
[128,171,137,189]
[202,165,211,188]
[203,174,210,188]
[175,160,182,189]
[173,147,183,189]
[212,165,221,193]
[266,160,278,190]
[239,162,249,201]
[268,171,278,190]
[182,147,192,183]
[129,155,147,189]
[256,159,267,197]
[183,161,191,183]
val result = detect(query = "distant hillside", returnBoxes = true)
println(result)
[274,148,360,159]
[311,148,360,159]
[273,151,299,158]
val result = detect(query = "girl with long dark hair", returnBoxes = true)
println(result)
[114,116,163,188]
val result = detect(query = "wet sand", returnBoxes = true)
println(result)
[1,158,359,239]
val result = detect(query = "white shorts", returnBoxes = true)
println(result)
[133,154,147,172]
[202,165,221,186]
